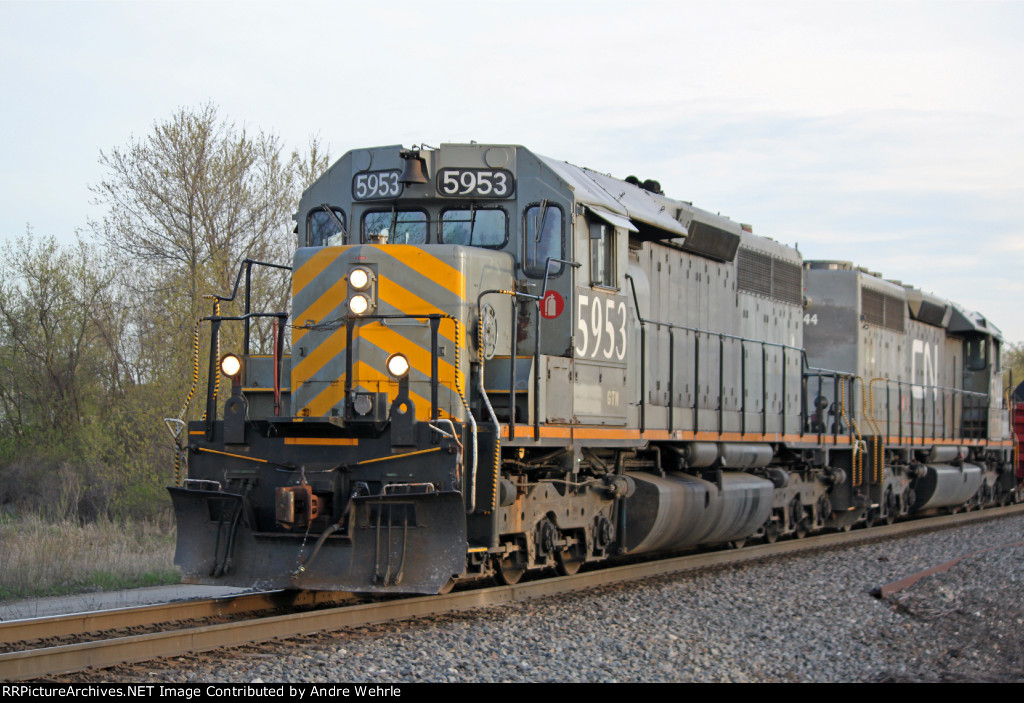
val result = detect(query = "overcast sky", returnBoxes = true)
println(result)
[2,0,1022,343]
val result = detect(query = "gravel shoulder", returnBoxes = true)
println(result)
[68,514,1024,683]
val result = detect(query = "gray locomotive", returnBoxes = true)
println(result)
[169,143,1019,594]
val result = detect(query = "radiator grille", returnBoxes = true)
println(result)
[737,249,802,306]
[862,287,906,332]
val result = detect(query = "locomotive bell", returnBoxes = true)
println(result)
[399,149,429,185]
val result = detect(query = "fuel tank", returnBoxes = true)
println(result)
[623,470,774,553]
[911,462,984,510]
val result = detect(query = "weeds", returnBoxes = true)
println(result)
[0,513,179,602]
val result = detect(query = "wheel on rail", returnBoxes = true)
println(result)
[555,546,585,576]
[437,578,456,595]
[762,523,779,544]
[555,529,587,576]
[495,550,527,586]
[728,539,746,549]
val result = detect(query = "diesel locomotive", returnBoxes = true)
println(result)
[168,143,1019,594]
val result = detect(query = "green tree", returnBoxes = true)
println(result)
[0,106,330,520]
[92,104,327,418]
[1004,341,1024,398]
[0,232,160,518]
[0,233,117,438]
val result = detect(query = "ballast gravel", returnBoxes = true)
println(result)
[91,514,1024,683]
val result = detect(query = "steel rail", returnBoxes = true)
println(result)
[0,590,356,647]
[2,504,1021,681]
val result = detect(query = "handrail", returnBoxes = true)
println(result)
[624,273,807,437]
[206,259,292,356]
[619,274,999,445]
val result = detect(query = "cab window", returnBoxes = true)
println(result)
[965,335,988,371]
[362,209,428,244]
[440,208,507,247]
[308,207,346,246]
[590,221,616,287]
[523,202,563,277]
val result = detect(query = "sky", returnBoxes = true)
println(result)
[1,0,1022,343]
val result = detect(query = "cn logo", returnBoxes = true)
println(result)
[541,290,564,319]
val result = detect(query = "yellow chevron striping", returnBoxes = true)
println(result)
[291,325,348,394]
[385,246,464,299]
[299,370,360,419]
[377,278,459,344]
[291,318,462,410]
[292,247,349,300]
[300,360,450,421]
[292,275,349,346]
[350,360,452,422]
[359,322,462,392]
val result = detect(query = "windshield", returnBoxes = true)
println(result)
[362,209,428,244]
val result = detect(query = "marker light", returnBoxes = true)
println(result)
[349,268,371,290]
[220,353,242,378]
[386,353,410,378]
[348,294,370,315]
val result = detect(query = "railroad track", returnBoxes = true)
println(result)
[3,503,1022,682]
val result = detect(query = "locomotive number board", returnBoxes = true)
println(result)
[352,170,404,201]
[436,168,515,198]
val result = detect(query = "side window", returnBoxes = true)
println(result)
[523,203,563,277]
[308,208,346,246]
[440,208,507,247]
[589,221,616,288]
[965,335,988,371]
[362,210,428,244]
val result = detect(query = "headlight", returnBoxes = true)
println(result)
[220,353,242,378]
[348,294,370,315]
[386,353,410,378]
[349,268,371,290]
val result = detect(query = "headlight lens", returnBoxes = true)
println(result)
[386,353,410,378]
[349,268,370,290]
[220,353,242,378]
[348,294,370,315]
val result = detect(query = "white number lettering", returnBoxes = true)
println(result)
[616,301,627,360]
[575,293,630,360]
[493,172,508,196]
[459,171,476,194]
[576,295,589,356]
[355,171,403,199]
[476,171,493,195]
[590,296,603,356]
[603,299,615,359]
[442,171,459,195]
[803,313,819,326]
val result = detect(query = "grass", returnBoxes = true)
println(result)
[0,512,180,602]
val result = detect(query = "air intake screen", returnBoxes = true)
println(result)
[862,287,906,332]
[737,249,802,306]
